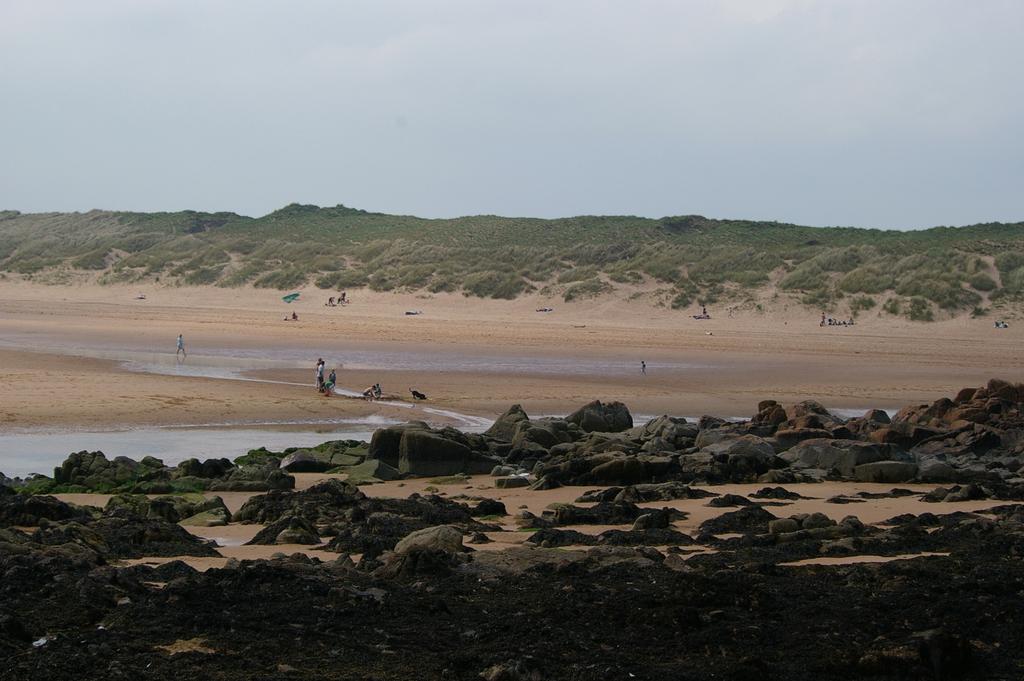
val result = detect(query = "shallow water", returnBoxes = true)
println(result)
[0,425,384,478]
[0,332,712,377]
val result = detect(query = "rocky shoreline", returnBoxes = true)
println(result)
[4,380,1024,679]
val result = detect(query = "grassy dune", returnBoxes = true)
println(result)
[2,205,1023,320]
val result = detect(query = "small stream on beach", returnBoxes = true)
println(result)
[0,334,894,478]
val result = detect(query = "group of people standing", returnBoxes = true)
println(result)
[326,292,348,307]
[315,358,337,394]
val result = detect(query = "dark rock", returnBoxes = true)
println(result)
[471,499,507,517]
[699,506,777,535]
[853,461,919,483]
[782,439,903,478]
[484,404,532,442]
[566,400,633,433]
[248,516,321,545]
[707,494,753,507]
[494,476,530,489]
[750,486,804,500]
[394,525,464,555]
[631,508,672,530]
[0,494,92,527]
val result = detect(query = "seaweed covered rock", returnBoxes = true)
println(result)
[576,483,717,503]
[280,440,368,473]
[248,516,321,545]
[52,451,164,492]
[33,451,294,494]
[104,493,229,525]
[233,479,366,524]
[31,514,219,559]
[699,506,778,535]
[0,494,94,527]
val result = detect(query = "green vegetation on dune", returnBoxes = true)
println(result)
[1,205,1022,320]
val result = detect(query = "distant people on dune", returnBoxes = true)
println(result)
[820,314,854,327]
[325,293,348,307]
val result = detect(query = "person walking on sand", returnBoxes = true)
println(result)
[641,360,646,375]
[176,334,186,360]
[315,358,325,392]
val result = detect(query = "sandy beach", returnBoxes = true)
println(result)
[1,281,1020,437]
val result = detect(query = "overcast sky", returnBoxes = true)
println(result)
[1,1,1021,228]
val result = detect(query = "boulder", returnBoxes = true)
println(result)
[701,435,774,467]
[399,430,474,476]
[53,451,147,491]
[512,419,573,450]
[768,518,800,535]
[631,510,671,531]
[853,461,919,483]
[175,457,234,479]
[179,506,230,527]
[276,444,364,471]
[916,459,959,483]
[368,423,496,477]
[782,439,901,478]
[801,512,836,530]
[699,506,777,535]
[566,400,633,433]
[248,516,321,545]
[471,499,507,517]
[0,494,92,527]
[863,409,892,424]
[276,525,320,545]
[773,428,834,451]
[279,450,333,473]
[367,422,429,469]
[752,400,788,428]
[394,525,464,555]
[787,400,834,421]
[707,494,752,507]
[207,467,295,492]
[630,415,697,447]
[484,404,531,442]
[343,459,401,484]
[494,476,530,489]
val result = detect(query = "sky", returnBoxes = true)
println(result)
[0,0,1021,229]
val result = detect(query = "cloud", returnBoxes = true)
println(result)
[0,0,1020,228]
